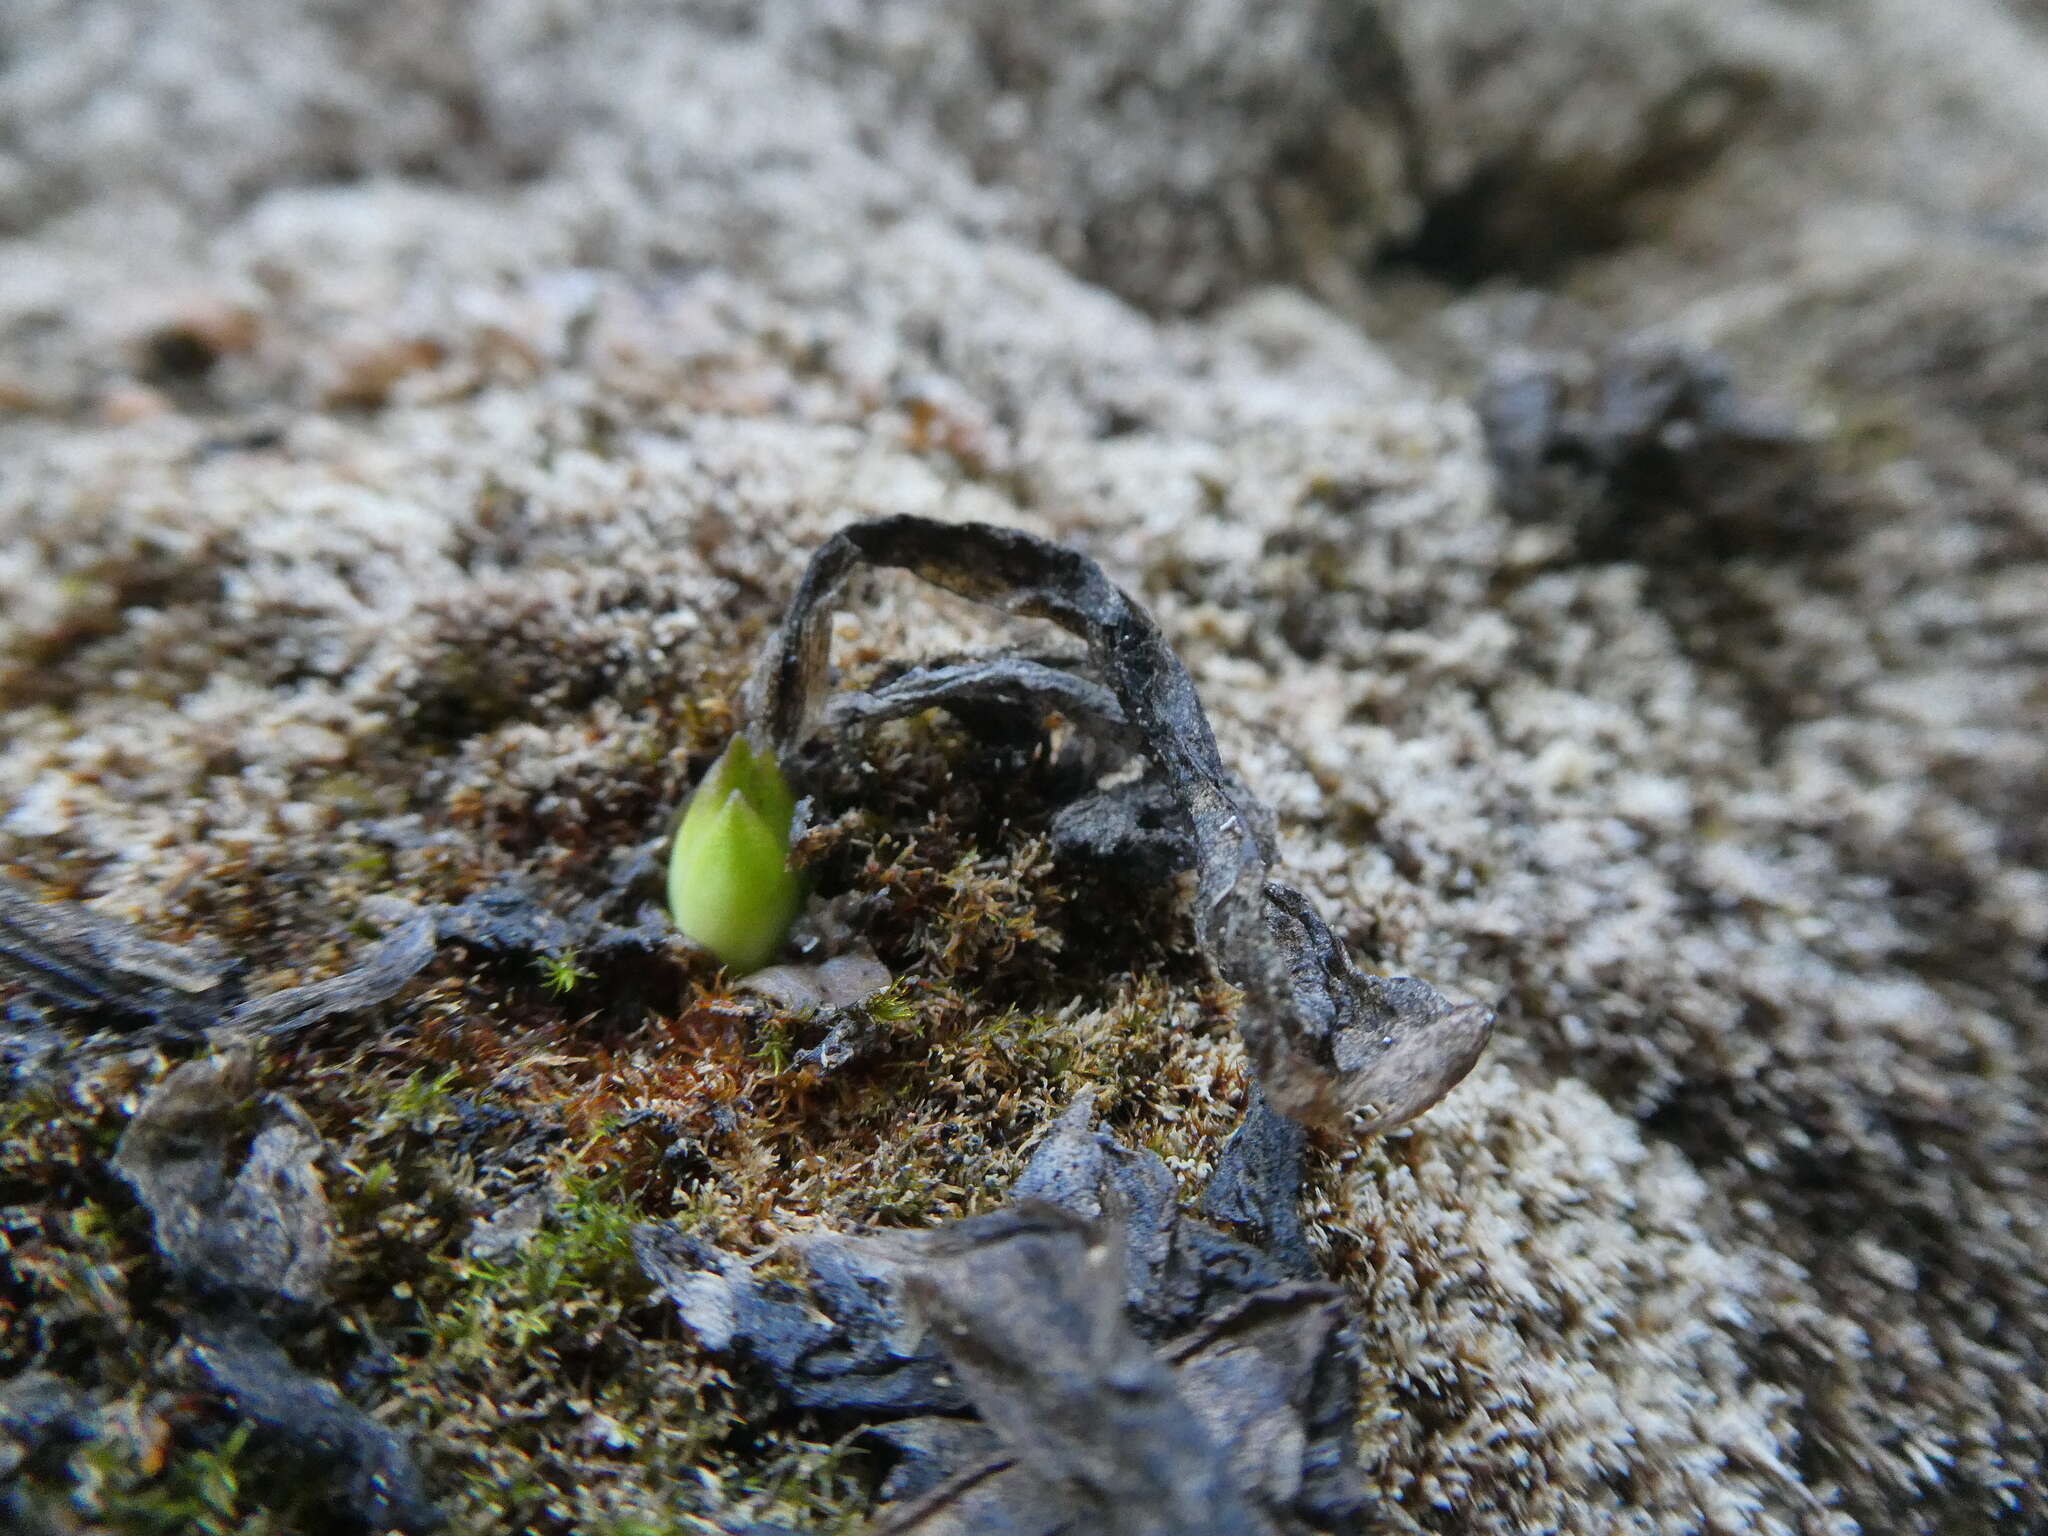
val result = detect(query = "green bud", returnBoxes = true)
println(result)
[667,736,802,974]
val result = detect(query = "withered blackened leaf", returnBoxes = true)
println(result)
[1260,884,1492,1136]
[746,516,1492,1133]
[857,1205,1363,1534]
[112,1050,333,1307]
[1008,1092,1184,1325]
[427,877,674,959]
[653,1097,1366,1534]
[1006,1090,1313,1348]
[855,1203,1275,1536]
[224,904,438,1039]
[1009,1088,1304,1340]
[1159,1285,1357,1522]
[1000,1092,1371,1531]
[0,877,442,1047]
[862,1417,1004,1504]
[868,1454,1070,1536]
[1047,776,1195,881]
[1477,337,1805,541]
[823,655,1135,746]
[0,875,234,1037]
[117,1055,440,1532]
[183,1319,441,1534]
[1200,1087,1316,1280]
[631,1224,966,1415]
[429,880,584,954]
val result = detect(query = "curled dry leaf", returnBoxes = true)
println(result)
[0,874,235,1038]
[180,1319,441,1535]
[113,1051,440,1532]
[821,654,1136,748]
[633,1221,969,1417]
[640,1093,1366,1534]
[1199,1088,1316,1279]
[862,1202,1276,1536]
[223,903,438,1040]
[112,1050,334,1307]
[744,515,1491,1133]
[0,879,445,1047]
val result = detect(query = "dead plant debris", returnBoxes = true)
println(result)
[639,1092,1363,1535]
[0,875,238,1041]
[2,515,1487,1533]
[747,515,1491,1134]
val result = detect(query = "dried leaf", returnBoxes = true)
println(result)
[733,948,899,1075]
[1046,776,1195,881]
[745,515,1492,1133]
[645,1095,1367,1533]
[182,1319,441,1534]
[1199,1088,1315,1280]
[0,879,442,1047]
[112,1050,333,1307]
[868,1452,1072,1536]
[631,1223,966,1415]
[862,1418,1004,1504]
[422,877,674,960]
[114,1053,440,1532]
[861,1202,1276,1536]
[823,655,1135,747]
[1159,1287,1356,1520]
[0,875,234,1037]
[223,904,438,1039]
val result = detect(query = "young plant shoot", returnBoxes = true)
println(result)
[667,735,802,974]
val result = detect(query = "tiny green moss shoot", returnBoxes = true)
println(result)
[536,947,594,995]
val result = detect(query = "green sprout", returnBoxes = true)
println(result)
[667,735,803,974]
[536,948,594,996]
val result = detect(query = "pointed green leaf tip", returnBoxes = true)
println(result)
[667,736,802,974]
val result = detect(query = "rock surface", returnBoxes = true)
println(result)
[3,2,2046,1532]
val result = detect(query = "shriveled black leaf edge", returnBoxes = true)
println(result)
[745,514,1492,1133]
[2,877,674,1049]
[183,1319,441,1534]
[225,906,440,1038]
[0,873,237,1038]
[636,1088,1372,1534]
[822,655,1135,747]
[107,1052,442,1533]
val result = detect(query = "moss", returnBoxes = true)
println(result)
[0,703,1224,1535]
[535,948,596,997]
[56,1421,340,1536]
